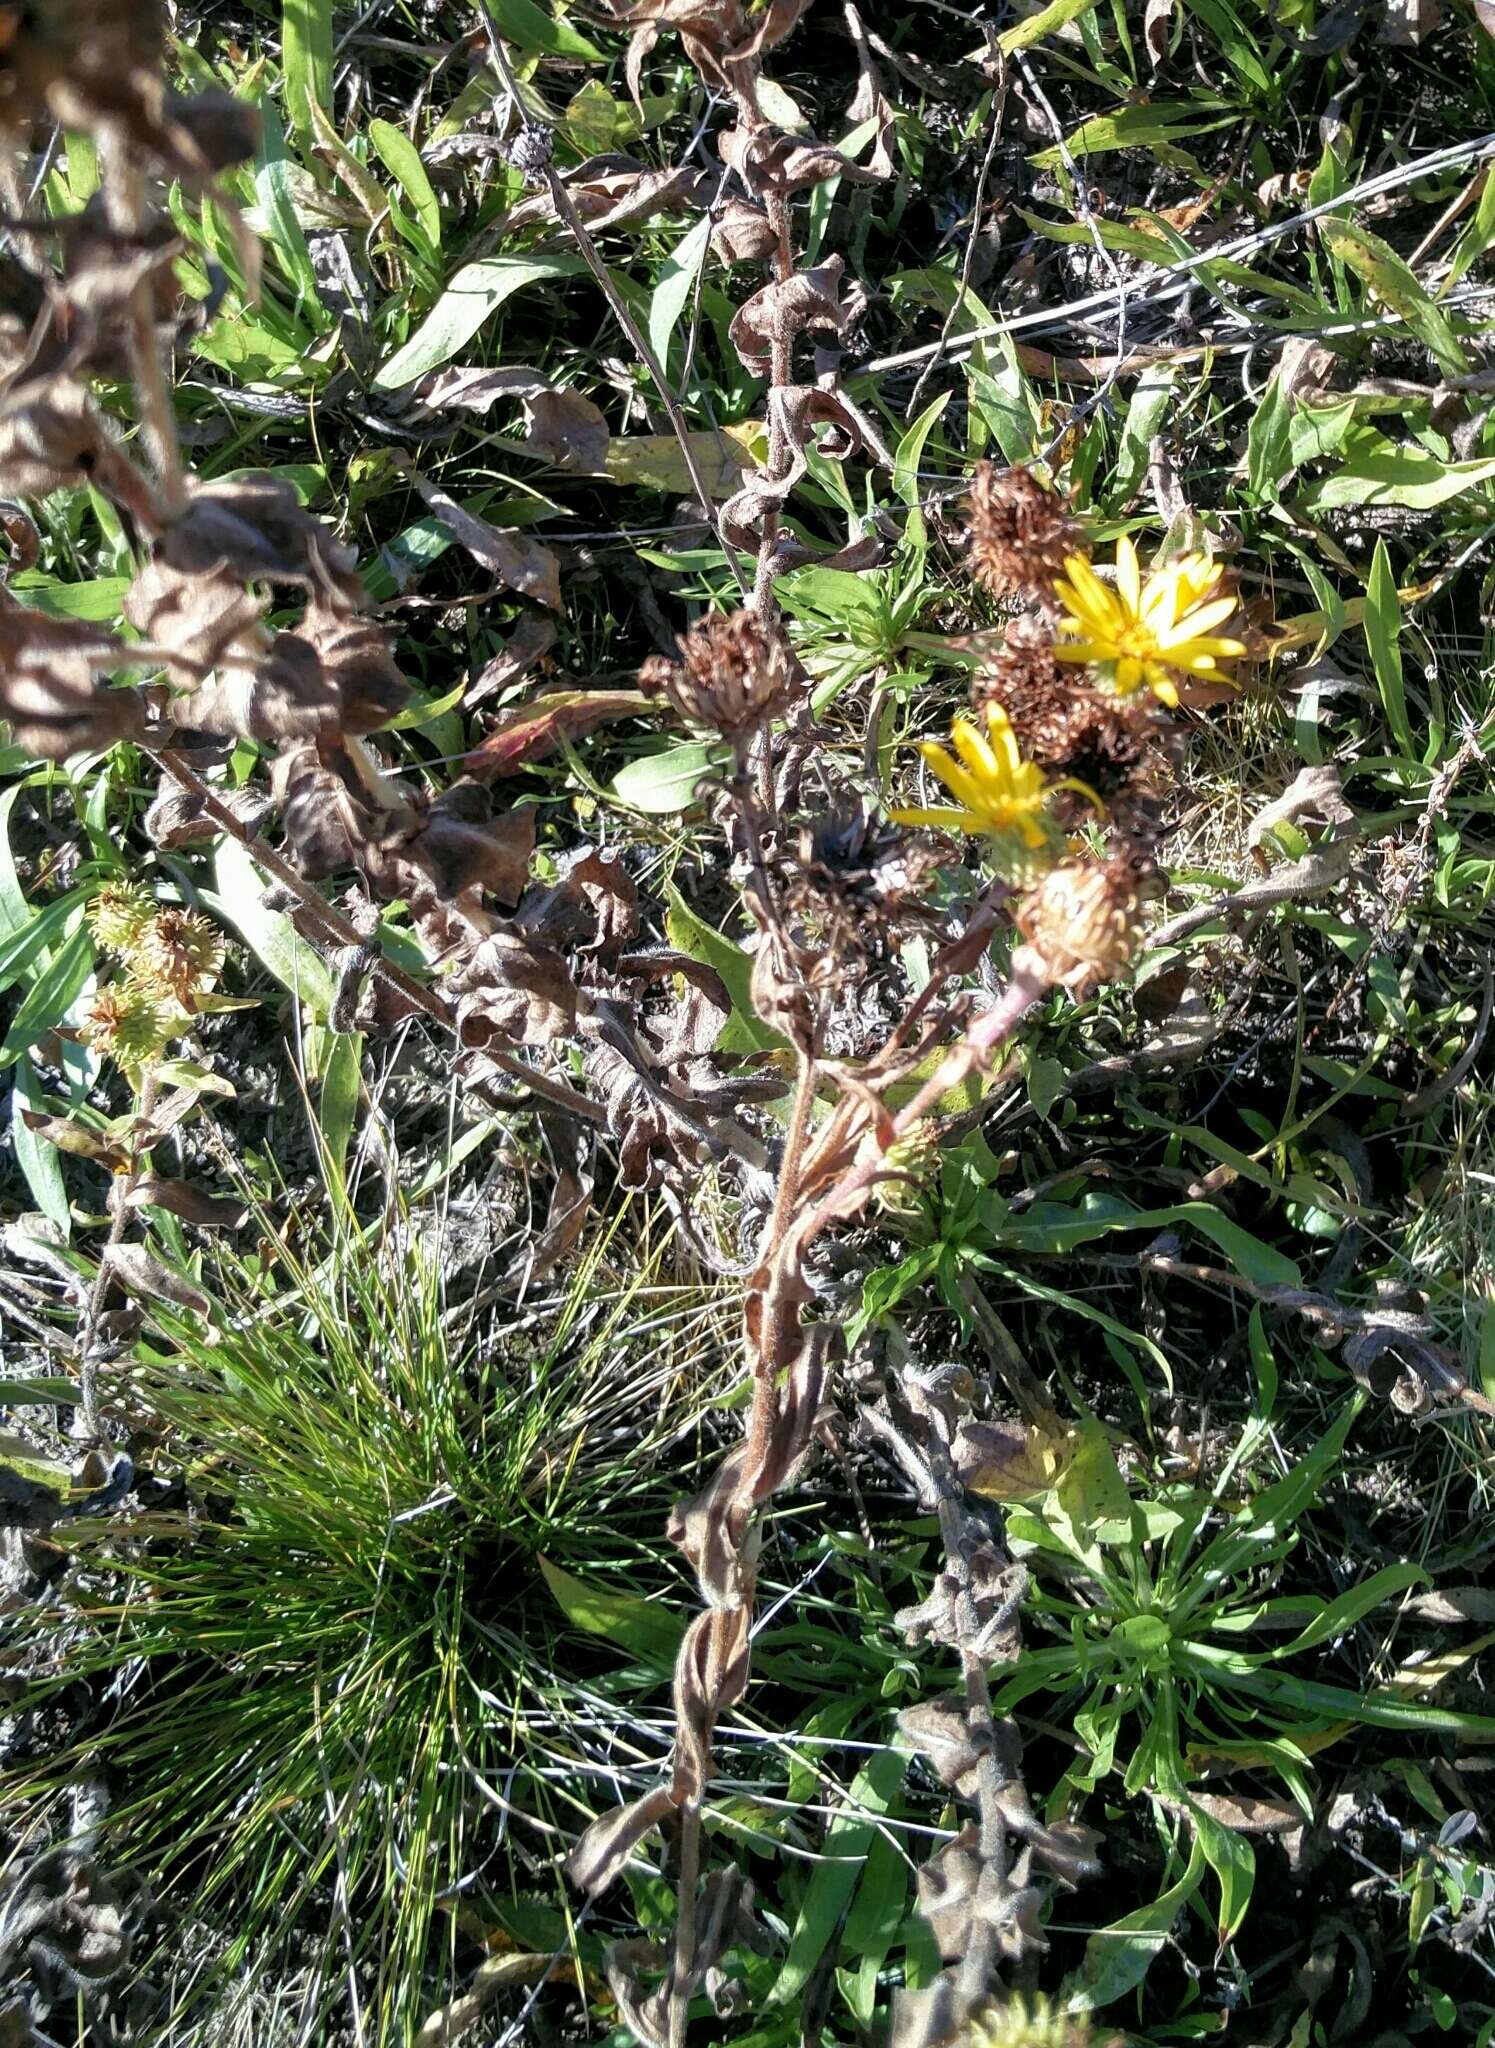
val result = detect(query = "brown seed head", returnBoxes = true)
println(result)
[964,464,1083,600]
[659,607,797,744]
[132,908,225,1007]
[1015,850,1149,996]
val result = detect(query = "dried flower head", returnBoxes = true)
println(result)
[1053,539,1245,707]
[83,983,176,1073]
[1014,850,1149,996]
[967,1990,1119,2048]
[964,464,1084,600]
[131,907,225,1007]
[88,882,155,958]
[659,607,797,745]
[780,802,942,957]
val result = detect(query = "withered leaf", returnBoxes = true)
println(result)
[711,198,778,264]
[103,1243,212,1317]
[465,613,558,709]
[718,124,883,197]
[160,478,363,602]
[523,388,609,473]
[728,257,848,377]
[119,1175,250,1229]
[19,1113,129,1170]
[566,1784,677,1895]
[453,931,577,1047]
[414,781,535,906]
[144,779,273,850]
[1,653,147,761]
[406,472,563,611]
[463,689,651,779]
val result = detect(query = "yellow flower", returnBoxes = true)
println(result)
[1052,537,1246,708]
[891,703,1055,847]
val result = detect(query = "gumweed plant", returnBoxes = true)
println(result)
[0,1,1267,2044]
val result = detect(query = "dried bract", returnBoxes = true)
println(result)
[964,465,1082,601]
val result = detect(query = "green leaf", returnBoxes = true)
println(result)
[1297,433,1495,513]
[0,897,81,998]
[1365,539,1413,757]
[1245,373,1292,502]
[0,926,91,1064]
[771,1748,906,2005]
[537,1557,685,1664]
[1112,369,1175,503]
[1263,1561,1427,1660]
[317,1031,363,1186]
[281,0,333,149]
[1063,1839,1207,2009]
[646,212,711,372]
[1188,1798,1256,1946]
[254,156,327,317]
[8,575,130,622]
[999,0,1103,52]
[1188,1394,1363,1593]
[369,119,440,250]
[1318,219,1468,378]
[1029,101,1236,170]
[206,840,334,1016]
[610,740,729,815]
[480,0,604,60]
[12,1063,71,1234]
[835,1829,909,2025]
[997,1194,1301,1289]
[373,254,587,389]
[664,885,788,1055]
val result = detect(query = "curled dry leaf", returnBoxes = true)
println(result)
[599,0,812,94]
[103,1243,212,1317]
[116,1175,250,1229]
[19,1113,131,1170]
[463,688,652,779]
[566,1784,677,1896]
[159,478,363,602]
[465,613,558,709]
[727,256,849,377]
[144,777,272,850]
[404,470,563,611]
[844,3,896,177]
[0,600,148,759]
[409,367,609,472]
[717,124,883,196]
[413,780,535,907]
[452,930,578,1048]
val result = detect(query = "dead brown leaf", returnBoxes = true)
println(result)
[404,471,563,611]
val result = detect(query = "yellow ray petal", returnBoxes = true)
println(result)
[1116,534,1142,612]
[1158,595,1239,645]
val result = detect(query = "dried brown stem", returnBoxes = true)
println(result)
[76,1071,157,1446]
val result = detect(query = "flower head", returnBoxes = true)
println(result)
[891,703,1056,851]
[132,907,225,1008]
[964,464,1083,599]
[652,607,797,746]
[1053,538,1245,707]
[83,984,177,1073]
[88,882,155,958]
[967,1990,1119,2048]
[1014,849,1150,995]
